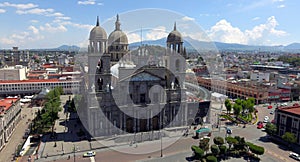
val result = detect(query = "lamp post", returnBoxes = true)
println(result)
[73,144,76,162]
[218,98,224,132]
[160,111,166,157]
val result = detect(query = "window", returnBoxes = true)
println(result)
[292,119,298,128]
[280,115,286,124]
[140,94,146,103]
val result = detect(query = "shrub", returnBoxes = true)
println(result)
[191,145,204,159]
[211,144,220,155]
[219,145,227,155]
[213,136,224,146]
[206,155,217,162]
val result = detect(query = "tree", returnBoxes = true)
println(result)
[233,104,242,118]
[225,99,232,114]
[191,145,204,159]
[235,98,242,105]
[225,136,238,150]
[199,138,210,153]
[211,144,220,155]
[213,136,224,146]
[241,100,247,113]
[282,132,297,148]
[265,122,277,136]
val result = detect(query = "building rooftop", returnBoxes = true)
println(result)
[279,105,300,115]
[0,97,19,114]
[0,78,80,84]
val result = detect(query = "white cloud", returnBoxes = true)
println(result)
[277,4,285,8]
[181,16,195,21]
[70,23,93,30]
[40,23,67,33]
[0,9,5,13]
[145,26,168,40]
[0,24,45,47]
[28,26,39,34]
[97,3,103,6]
[0,37,15,45]
[78,0,96,5]
[47,12,64,17]
[0,2,38,10]
[55,16,71,20]
[30,20,39,23]
[16,8,54,15]
[208,19,248,44]
[252,17,260,21]
[126,32,141,44]
[208,16,287,45]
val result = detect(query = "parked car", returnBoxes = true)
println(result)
[281,103,288,106]
[270,110,274,115]
[257,121,263,125]
[268,105,273,109]
[83,151,96,157]
[289,152,300,161]
[225,127,232,134]
[264,116,269,123]
[293,103,299,106]
[257,123,264,129]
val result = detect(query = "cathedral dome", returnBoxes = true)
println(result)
[89,16,107,40]
[167,22,182,43]
[108,14,128,45]
[108,30,128,45]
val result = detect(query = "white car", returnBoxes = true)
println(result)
[83,151,96,157]
[289,152,300,161]
[263,116,269,123]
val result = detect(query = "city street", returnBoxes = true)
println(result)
[0,104,38,162]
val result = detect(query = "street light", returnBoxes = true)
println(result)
[160,112,166,157]
[73,144,76,162]
[218,98,224,132]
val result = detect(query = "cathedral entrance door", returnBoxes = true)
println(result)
[126,118,134,133]
[140,119,147,132]
[152,116,159,130]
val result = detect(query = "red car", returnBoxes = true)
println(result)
[257,123,264,129]
[268,105,273,109]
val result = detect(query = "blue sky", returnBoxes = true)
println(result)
[0,0,298,49]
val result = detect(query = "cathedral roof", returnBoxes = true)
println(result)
[108,14,128,45]
[167,22,183,43]
[89,16,107,40]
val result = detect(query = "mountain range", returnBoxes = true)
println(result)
[129,37,300,52]
[54,38,300,53]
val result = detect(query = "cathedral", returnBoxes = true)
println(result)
[80,15,209,137]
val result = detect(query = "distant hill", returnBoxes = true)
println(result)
[55,45,81,51]
[284,43,300,51]
[129,37,295,52]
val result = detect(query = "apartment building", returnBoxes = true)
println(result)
[0,97,21,150]
[275,105,300,145]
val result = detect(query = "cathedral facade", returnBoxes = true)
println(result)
[82,15,204,137]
